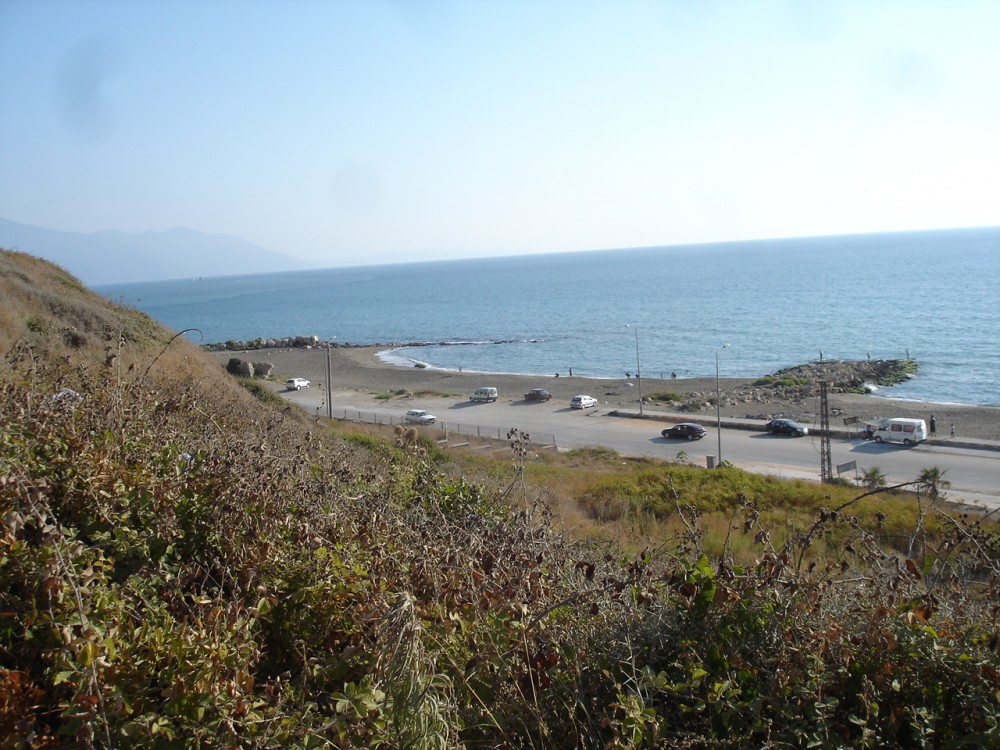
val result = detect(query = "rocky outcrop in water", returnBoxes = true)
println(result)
[768,358,918,391]
[675,359,918,418]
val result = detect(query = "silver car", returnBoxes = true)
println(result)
[404,409,436,425]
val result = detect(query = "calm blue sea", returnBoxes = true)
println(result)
[96,227,1000,406]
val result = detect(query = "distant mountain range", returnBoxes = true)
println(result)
[0,217,307,285]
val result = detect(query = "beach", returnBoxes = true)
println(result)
[213,346,1000,442]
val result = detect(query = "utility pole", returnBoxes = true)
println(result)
[326,346,333,419]
[715,344,730,465]
[625,324,643,416]
[819,380,832,482]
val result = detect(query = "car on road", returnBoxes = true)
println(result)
[285,377,310,391]
[470,387,498,402]
[765,418,809,436]
[661,422,707,440]
[570,394,597,409]
[524,388,552,402]
[869,417,928,445]
[404,409,437,425]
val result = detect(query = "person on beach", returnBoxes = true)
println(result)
[951,424,956,437]
[930,415,937,435]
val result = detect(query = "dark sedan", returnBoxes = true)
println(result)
[661,422,707,440]
[765,418,809,436]
[524,388,552,402]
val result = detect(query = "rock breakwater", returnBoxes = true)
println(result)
[672,359,919,419]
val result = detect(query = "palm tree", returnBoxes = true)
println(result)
[861,466,886,490]
[917,466,950,499]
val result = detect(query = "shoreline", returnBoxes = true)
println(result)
[212,346,1000,441]
[375,348,654,382]
[378,348,996,405]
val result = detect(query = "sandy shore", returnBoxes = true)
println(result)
[213,346,1000,442]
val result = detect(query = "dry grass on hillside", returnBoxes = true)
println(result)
[0,247,301,425]
[0,249,158,355]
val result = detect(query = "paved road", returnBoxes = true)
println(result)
[285,386,1000,510]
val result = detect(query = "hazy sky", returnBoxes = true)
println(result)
[2,0,998,267]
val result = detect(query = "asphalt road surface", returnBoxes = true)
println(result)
[283,386,1000,511]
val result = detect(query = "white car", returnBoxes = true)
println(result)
[285,377,310,391]
[404,409,437,425]
[570,394,597,409]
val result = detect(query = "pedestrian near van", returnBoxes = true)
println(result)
[950,424,956,437]
[930,415,937,435]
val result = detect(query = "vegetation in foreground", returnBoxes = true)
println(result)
[2,248,999,748]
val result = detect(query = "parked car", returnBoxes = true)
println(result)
[285,377,310,391]
[404,409,436,425]
[570,394,597,409]
[765,418,809,436]
[524,388,552,402]
[870,418,928,445]
[661,422,707,440]
[470,386,498,402]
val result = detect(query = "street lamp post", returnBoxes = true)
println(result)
[715,343,730,465]
[625,324,643,416]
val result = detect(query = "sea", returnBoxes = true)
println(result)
[94,227,1000,407]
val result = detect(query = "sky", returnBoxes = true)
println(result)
[1,0,999,268]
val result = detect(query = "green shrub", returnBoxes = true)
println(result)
[336,429,398,456]
[237,377,297,410]
[25,316,47,333]
[373,389,410,400]
[754,376,811,387]
[565,445,620,461]
[647,391,682,402]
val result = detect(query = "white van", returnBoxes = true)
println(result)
[872,418,928,446]
[470,387,498,402]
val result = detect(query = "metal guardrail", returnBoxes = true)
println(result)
[323,407,559,452]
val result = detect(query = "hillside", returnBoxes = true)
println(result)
[2,248,998,748]
[0,218,306,285]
